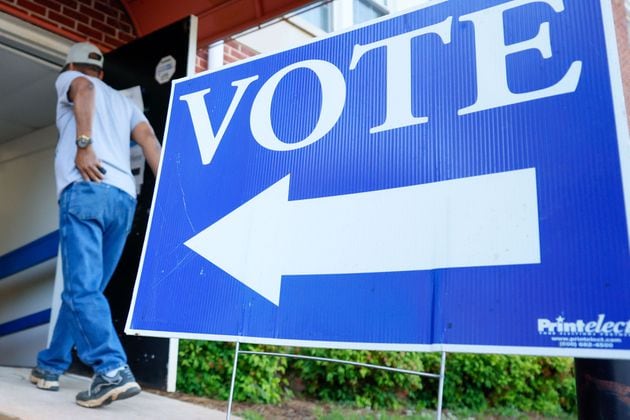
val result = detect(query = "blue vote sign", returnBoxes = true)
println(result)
[127,0,630,358]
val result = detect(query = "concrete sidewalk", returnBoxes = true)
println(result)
[0,367,235,419]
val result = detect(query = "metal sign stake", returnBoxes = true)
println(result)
[226,340,240,420]
[436,351,447,420]
[226,346,447,419]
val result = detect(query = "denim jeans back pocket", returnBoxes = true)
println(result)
[118,191,137,234]
[65,182,103,221]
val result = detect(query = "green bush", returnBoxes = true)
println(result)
[288,348,428,409]
[416,353,576,416]
[176,340,576,416]
[176,340,289,403]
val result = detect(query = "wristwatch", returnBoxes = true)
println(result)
[76,135,92,149]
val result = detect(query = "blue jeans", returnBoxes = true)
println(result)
[37,182,136,375]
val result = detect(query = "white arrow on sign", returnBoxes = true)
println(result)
[185,168,540,306]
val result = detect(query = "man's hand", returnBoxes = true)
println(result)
[75,146,105,182]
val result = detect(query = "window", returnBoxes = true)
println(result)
[295,0,389,33]
[353,0,387,25]
[300,2,334,32]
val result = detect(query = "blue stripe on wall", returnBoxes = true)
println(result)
[0,231,59,281]
[0,309,51,337]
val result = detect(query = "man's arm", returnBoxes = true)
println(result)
[132,121,162,176]
[70,76,104,182]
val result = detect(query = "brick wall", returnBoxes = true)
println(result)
[223,40,258,65]
[195,46,208,73]
[194,39,258,73]
[0,0,262,73]
[0,0,136,51]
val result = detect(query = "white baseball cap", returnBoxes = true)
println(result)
[65,42,104,68]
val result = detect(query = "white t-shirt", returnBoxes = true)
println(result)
[54,70,148,198]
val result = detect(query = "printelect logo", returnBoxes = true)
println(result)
[538,314,630,336]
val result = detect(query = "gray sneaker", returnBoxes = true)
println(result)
[75,366,141,408]
[30,367,60,391]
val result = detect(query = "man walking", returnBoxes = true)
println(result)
[30,42,162,408]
